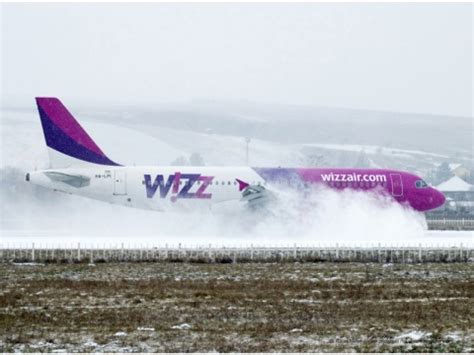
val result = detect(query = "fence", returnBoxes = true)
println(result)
[426,218,474,230]
[0,243,472,264]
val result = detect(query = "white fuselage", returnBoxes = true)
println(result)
[29,166,265,212]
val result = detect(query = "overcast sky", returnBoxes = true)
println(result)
[1,3,472,117]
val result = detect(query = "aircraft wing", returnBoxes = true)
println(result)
[240,184,276,209]
[44,172,90,188]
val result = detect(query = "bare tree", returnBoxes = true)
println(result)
[170,156,188,166]
[189,152,205,166]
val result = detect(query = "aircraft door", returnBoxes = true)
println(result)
[113,170,127,195]
[390,173,403,197]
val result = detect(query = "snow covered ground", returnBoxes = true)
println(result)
[2,261,471,352]
[1,231,472,249]
[304,143,449,159]
[1,109,472,248]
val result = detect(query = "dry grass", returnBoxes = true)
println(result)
[0,262,472,352]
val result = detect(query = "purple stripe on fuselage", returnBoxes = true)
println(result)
[36,98,104,156]
[252,167,393,193]
[253,167,389,183]
[38,106,119,166]
[252,167,446,212]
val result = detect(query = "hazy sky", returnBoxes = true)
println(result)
[1,3,472,116]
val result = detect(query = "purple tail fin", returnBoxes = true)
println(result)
[35,97,119,167]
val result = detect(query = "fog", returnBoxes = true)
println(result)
[1,3,472,117]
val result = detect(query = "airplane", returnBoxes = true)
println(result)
[26,97,446,213]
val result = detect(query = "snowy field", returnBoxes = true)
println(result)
[1,109,472,248]
[1,262,472,352]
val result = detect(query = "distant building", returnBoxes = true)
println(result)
[435,176,474,216]
[448,163,471,180]
[437,175,473,192]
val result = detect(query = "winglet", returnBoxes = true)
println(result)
[236,178,249,191]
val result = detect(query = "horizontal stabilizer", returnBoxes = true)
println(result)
[44,171,90,188]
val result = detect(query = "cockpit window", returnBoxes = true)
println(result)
[415,180,428,189]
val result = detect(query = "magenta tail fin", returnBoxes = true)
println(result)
[35,97,119,167]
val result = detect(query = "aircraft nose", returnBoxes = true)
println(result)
[431,188,446,209]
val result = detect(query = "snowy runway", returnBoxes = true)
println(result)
[1,230,472,249]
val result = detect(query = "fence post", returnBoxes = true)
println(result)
[250,244,253,261]
[77,243,81,262]
[377,243,381,263]
[293,243,297,260]
[335,243,339,260]
[31,242,35,262]
[460,243,463,261]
